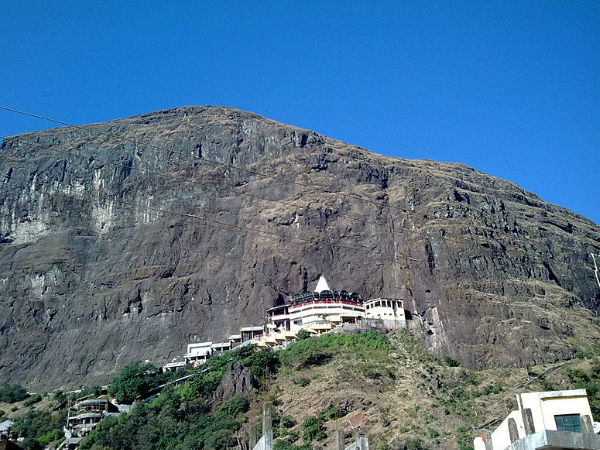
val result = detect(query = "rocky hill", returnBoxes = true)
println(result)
[0,106,599,390]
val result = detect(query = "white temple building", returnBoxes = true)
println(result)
[266,276,365,334]
[364,298,406,329]
[266,276,406,335]
[177,275,408,367]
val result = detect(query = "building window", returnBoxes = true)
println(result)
[554,414,582,432]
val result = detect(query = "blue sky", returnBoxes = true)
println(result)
[1,1,598,224]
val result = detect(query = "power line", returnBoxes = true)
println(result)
[0,137,549,266]
[0,107,521,251]
[0,105,403,212]
[2,105,564,261]
[0,135,406,232]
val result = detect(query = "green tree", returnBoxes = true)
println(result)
[108,362,158,403]
[0,384,29,403]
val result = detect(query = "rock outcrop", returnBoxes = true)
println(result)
[0,106,599,390]
[214,363,254,402]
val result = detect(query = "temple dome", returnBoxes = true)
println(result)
[314,276,331,293]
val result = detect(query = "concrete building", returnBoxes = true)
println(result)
[184,341,213,365]
[161,360,186,372]
[240,326,265,342]
[229,334,242,348]
[266,276,365,334]
[65,398,121,442]
[178,275,409,367]
[364,298,406,329]
[0,421,14,440]
[211,342,231,354]
[474,389,600,450]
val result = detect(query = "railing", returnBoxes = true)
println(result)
[289,300,364,310]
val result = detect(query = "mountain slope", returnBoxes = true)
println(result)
[0,106,599,389]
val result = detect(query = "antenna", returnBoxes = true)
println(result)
[592,253,600,290]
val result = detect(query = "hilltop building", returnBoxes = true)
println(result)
[474,389,600,450]
[177,276,408,368]
[364,298,406,329]
[266,276,405,335]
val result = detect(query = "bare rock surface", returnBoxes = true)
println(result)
[0,106,599,390]
[214,362,254,402]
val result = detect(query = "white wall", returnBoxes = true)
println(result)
[475,390,595,450]
[519,390,593,432]
[490,410,525,450]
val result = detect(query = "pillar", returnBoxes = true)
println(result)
[249,425,257,450]
[508,418,519,443]
[356,433,369,450]
[336,430,344,450]
[481,431,493,450]
[521,408,535,435]
[263,403,273,450]
[581,415,594,434]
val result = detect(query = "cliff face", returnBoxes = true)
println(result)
[1,106,599,389]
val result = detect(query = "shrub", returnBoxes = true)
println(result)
[52,390,67,408]
[456,426,474,450]
[23,394,42,407]
[274,440,311,450]
[302,415,327,442]
[326,407,343,420]
[281,415,296,428]
[442,356,461,367]
[11,409,67,449]
[107,362,159,403]
[377,442,390,450]
[280,332,390,369]
[0,384,29,403]
[293,377,311,387]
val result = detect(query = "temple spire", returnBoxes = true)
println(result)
[314,275,331,293]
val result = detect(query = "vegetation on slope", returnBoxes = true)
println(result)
[80,344,279,450]
[5,330,600,450]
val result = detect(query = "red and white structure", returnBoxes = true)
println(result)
[266,276,406,335]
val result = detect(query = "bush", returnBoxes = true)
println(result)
[53,390,67,408]
[377,442,390,450]
[427,429,440,438]
[302,415,327,442]
[326,407,342,420]
[23,394,42,407]
[274,440,311,450]
[0,384,29,403]
[81,345,277,450]
[456,427,474,450]
[107,362,159,403]
[281,415,296,428]
[391,438,428,450]
[293,377,311,387]
[280,332,391,369]
[442,356,461,367]
[11,409,67,449]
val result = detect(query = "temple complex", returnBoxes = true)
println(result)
[175,276,408,369]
